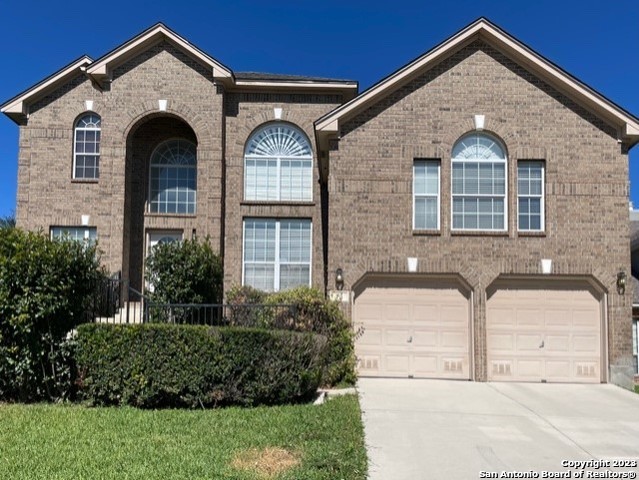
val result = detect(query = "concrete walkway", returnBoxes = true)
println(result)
[358,379,639,480]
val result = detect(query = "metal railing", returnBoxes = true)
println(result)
[87,273,313,332]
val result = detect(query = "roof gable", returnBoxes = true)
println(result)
[315,18,639,152]
[85,23,234,88]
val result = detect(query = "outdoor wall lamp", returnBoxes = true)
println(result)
[617,270,627,295]
[335,268,344,291]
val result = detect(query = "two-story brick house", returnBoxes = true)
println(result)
[3,19,638,386]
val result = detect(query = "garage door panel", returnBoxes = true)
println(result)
[516,359,543,378]
[385,355,410,374]
[545,310,572,328]
[487,282,602,383]
[573,335,599,353]
[487,333,514,351]
[516,333,544,351]
[385,303,410,321]
[516,308,543,327]
[354,278,470,379]
[544,335,569,352]
[386,329,410,346]
[441,331,468,349]
[358,327,382,346]
[411,329,437,347]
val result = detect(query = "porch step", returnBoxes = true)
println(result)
[95,301,144,324]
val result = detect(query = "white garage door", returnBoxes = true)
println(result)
[486,281,602,383]
[354,277,470,379]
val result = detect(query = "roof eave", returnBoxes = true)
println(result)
[0,55,93,124]
[85,24,234,88]
[315,18,639,149]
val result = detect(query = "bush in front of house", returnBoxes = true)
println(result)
[0,227,105,402]
[145,237,223,305]
[227,286,357,387]
[74,323,327,408]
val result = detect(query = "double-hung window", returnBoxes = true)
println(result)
[244,124,313,201]
[413,159,440,230]
[452,133,507,231]
[243,218,312,292]
[517,161,544,231]
[73,113,101,179]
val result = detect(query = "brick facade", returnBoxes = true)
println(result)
[3,21,638,386]
[327,41,633,383]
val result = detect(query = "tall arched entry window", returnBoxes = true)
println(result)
[149,139,197,214]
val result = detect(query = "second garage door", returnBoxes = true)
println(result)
[486,280,603,383]
[354,276,471,379]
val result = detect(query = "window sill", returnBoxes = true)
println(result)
[241,201,316,207]
[517,231,546,237]
[412,230,441,236]
[71,179,99,184]
[450,230,509,237]
[144,213,197,219]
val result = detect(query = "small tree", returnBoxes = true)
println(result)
[145,237,223,305]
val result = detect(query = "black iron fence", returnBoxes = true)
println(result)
[87,273,317,332]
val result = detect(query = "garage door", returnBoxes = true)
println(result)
[486,280,602,383]
[354,276,470,379]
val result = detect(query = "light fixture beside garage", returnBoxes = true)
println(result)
[617,270,627,295]
[335,268,344,290]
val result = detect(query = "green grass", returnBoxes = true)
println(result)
[0,395,367,480]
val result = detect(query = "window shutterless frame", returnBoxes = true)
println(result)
[517,160,545,232]
[50,226,97,243]
[148,138,197,214]
[73,113,101,180]
[244,123,313,202]
[451,133,508,232]
[241,218,312,292]
[413,159,440,230]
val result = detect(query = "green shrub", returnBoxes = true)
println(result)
[227,286,357,387]
[75,323,326,408]
[267,287,356,386]
[0,228,104,401]
[145,237,223,305]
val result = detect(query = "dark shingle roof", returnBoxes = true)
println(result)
[235,71,356,83]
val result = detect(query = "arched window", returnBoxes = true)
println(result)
[149,139,197,214]
[73,113,101,179]
[451,133,507,231]
[244,123,313,201]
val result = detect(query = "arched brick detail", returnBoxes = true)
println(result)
[122,102,207,146]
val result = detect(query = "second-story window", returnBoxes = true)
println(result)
[73,113,101,179]
[149,139,197,214]
[244,123,313,202]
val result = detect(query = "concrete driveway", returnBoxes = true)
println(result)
[358,379,639,480]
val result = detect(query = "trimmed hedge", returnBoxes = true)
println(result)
[227,286,357,386]
[75,323,327,408]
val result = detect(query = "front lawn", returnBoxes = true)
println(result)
[0,395,367,480]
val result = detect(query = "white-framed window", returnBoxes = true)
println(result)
[452,133,507,231]
[51,226,97,243]
[244,124,313,202]
[243,218,312,292]
[73,113,101,179]
[413,159,440,230]
[149,139,197,214]
[517,161,544,231]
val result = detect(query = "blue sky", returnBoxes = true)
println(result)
[1,0,638,218]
